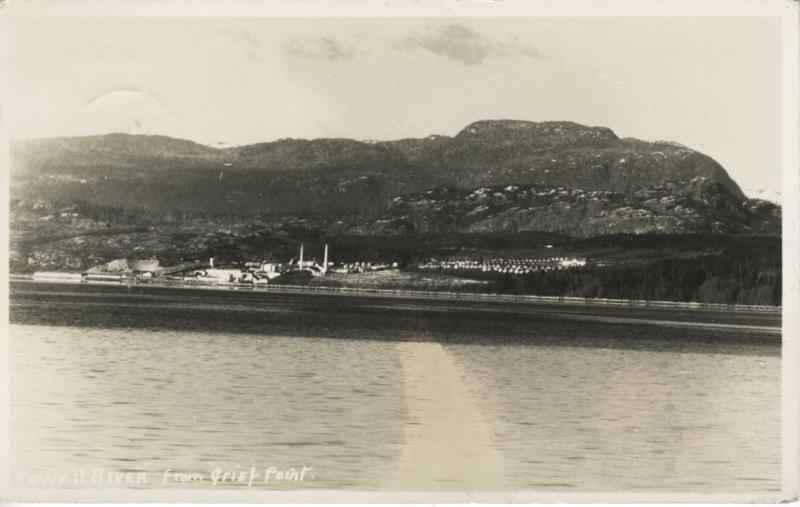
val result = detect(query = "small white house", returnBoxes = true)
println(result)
[203,268,244,282]
[32,272,82,282]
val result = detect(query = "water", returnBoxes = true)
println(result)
[9,282,781,492]
[10,325,406,490]
[447,343,780,492]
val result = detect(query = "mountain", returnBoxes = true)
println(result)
[10,120,758,231]
[352,177,779,237]
[380,120,745,200]
[12,133,226,169]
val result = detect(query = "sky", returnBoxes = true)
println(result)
[0,16,783,196]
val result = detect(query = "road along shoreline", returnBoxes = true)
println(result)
[10,279,781,337]
[8,276,781,314]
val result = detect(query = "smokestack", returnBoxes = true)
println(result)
[299,243,304,268]
[323,244,329,274]
[210,257,214,268]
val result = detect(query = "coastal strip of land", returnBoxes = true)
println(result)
[9,280,781,337]
[8,275,781,313]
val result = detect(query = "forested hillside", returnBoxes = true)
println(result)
[490,249,781,305]
[12,120,750,222]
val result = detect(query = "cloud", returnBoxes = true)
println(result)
[395,24,540,66]
[221,28,265,62]
[285,37,363,60]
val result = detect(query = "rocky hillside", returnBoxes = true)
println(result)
[382,120,745,199]
[354,177,779,237]
[11,120,748,221]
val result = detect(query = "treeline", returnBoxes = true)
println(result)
[72,200,152,224]
[13,167,394,224]
[563,233,781,254]
[491,250,781,306]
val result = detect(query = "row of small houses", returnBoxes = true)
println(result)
[329,261,397,274]
[419,257,588,275]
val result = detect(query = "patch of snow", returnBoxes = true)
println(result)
[206,141,241,149]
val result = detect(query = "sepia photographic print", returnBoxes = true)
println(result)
[1,0,799,503]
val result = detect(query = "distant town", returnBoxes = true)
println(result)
[26,243,589,286]
[420,255,587,274]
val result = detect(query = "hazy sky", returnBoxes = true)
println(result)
[1,16,782,194]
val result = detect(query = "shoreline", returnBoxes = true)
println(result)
[9,274,781,314]
[10,278,782,338]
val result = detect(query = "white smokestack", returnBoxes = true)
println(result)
[210,257,214,268]
[323,244,329,274]
[299,243,304,268]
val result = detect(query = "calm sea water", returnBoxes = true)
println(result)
[10,325,406,490]
[447,344,780,492]
[9,282,781,492]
